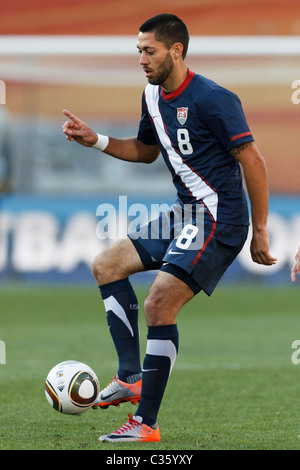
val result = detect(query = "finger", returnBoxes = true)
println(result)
[62,121,75,133]
[265,254,277,264]
[291,265,299,282]
[252,252,277,265]
[262,256,277,266]
[65,128,89,137]
[63,119,75,127]
[258,260,276,266]
[63,109,82,124]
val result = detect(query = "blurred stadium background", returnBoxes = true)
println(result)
[0,0,300,286]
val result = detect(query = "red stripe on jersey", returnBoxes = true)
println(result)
[192,216,216,266]
[230,131,252,142]
[162,69,195,101]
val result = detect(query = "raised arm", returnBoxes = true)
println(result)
[231,141,277,266]
[62,109,160,164]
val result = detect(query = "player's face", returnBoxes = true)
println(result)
[137,32,174,86]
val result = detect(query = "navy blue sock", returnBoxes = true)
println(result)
[99,278,141,382]
[135,324,179,426]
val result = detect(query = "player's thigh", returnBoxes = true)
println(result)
[92,237,145,284]
[144,270,194,326]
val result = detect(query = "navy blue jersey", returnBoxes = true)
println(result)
[137,69,253,225]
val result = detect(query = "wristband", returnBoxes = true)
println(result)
[92,133,109,152]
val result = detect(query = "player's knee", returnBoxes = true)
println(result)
[144,293,174,326]
[91,254,103,283]
[91,252,114,285]
[144,295,160,325]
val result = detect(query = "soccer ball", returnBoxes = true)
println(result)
[45,360,100,415]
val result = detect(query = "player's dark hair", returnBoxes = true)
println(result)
[139,13,189,60]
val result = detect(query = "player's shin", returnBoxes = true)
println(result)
[99,278,141,382]
[135,324,178,426]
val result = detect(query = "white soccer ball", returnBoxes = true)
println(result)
[45,360,100,415]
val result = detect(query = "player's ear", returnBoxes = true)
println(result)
[172,42,184,60]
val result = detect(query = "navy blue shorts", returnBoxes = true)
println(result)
[128,201,248,296]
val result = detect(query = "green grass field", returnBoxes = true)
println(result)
[0,283,299,451]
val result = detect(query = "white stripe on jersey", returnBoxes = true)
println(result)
[144,84,218,221]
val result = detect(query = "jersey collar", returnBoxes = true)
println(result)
[161,69,195,101]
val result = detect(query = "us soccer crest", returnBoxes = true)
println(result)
[177,107,188,125]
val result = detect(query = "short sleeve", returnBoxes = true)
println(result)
[137,92,158,146]
[202,88,254,151]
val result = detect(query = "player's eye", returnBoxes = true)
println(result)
[137,49,154,56]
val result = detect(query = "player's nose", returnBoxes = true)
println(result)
[139,51,149,66]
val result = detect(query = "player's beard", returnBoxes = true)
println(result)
[147,52,174,86]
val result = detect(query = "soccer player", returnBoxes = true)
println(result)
[291,245,300,282]
[62,13,277,443]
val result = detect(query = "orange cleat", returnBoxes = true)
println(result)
[99,413,160,443]
[93,374,142,409]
